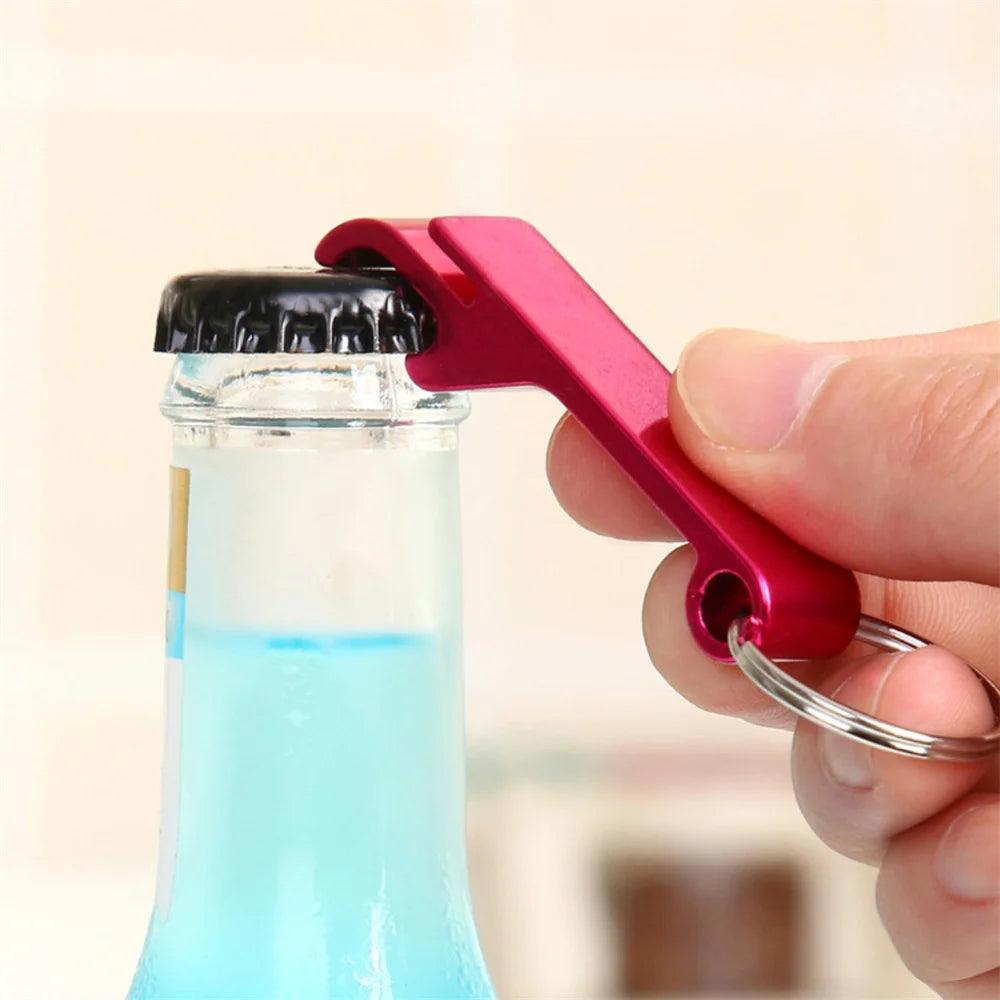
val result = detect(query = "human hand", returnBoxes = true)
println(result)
[547,322,1000,998]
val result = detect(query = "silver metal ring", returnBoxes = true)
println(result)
[728,615,1000,762]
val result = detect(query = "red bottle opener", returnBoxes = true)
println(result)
[315,216,860,662]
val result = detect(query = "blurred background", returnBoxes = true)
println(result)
[1,1,997,997]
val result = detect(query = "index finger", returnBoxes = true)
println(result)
[546,412,679,541]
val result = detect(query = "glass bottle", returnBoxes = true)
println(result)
[128,270,495,1000]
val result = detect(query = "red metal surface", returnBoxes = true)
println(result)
[315,217,860,661]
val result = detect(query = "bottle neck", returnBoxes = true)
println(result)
[133,357,493,998]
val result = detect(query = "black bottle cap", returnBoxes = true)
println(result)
[154,268,434,354]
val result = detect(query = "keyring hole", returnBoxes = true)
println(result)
[700,572,753,643]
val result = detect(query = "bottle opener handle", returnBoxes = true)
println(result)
[315,216,860,662]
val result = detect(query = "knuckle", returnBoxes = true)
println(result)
[903,357,1000,485]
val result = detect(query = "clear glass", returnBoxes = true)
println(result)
[128,354,495,1000]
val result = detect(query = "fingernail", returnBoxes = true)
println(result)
[935,802,1000,902]
[818,658,900,791]
[820,732,875,789]
[676,330,846,451]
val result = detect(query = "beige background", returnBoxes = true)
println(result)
[1,1,997,998]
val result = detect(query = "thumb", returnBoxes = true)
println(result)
[670,328,1000,585]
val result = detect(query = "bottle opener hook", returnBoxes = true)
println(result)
[313,216,1000,763]
[315,216,861,663]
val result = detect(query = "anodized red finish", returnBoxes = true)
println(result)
[315,216,860,661]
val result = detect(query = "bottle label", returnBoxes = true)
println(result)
[166,466,190,657]
[156,465,189,922]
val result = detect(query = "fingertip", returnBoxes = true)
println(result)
[817,646,994,788]
[876,645,997,738]
[546,413,678,541]
[877,792,1000,988]
[791,647,993,863]
[544,412,577,505]
[864,646,995,816]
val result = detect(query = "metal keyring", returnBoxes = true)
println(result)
[728,614,1000,762]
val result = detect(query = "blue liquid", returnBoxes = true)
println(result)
[129,629,494,1000]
